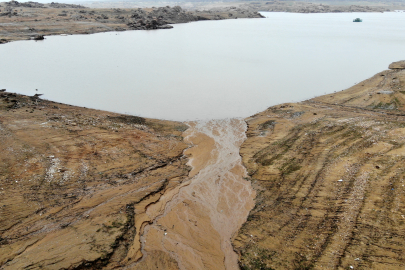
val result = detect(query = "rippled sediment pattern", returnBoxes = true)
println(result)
[136,119,256,270]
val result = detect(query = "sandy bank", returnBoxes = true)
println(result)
[235,61,405,269]
[1,60,405,269]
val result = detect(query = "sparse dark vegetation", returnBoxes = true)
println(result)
[108,115,146,125]
[279,158,302,176]
[259,120,276,130]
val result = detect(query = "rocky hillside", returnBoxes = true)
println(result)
[234,61,405,269]
[0,1,263,44]
[0,92,191,269]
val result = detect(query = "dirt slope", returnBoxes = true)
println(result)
[1,56,405,269]
[0,92,190,269]
[234,61,405,269]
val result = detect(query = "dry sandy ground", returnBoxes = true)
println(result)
[0,90,255,270]
[0,92,191,269]
[234,61,405,269]
[1,39,405,269]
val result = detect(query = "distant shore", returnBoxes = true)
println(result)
[1,0,401,44]
[0,1,263,44]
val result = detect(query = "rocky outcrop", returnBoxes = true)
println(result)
[389,60,405,70]
[48,2,86,9]
[3,1,84,9]
[126,6,211,30]
[0,2,263,43]
[150,6,202,24]
[0,6,17,17]
[5,1,45,8]
[125,5,264,30]
[234,63,405,269]
[127,19,173,30]
[33,34,44,40]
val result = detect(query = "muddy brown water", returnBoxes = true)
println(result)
[129,119,255,269]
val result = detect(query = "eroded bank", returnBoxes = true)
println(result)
[133,119,256,270]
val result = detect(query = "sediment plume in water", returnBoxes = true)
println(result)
[135,119,256,269]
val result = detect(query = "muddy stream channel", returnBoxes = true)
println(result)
[131,119,255,269]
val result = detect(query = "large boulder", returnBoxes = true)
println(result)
[389,60,405,69]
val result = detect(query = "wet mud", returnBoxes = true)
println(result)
[136,119,256,270]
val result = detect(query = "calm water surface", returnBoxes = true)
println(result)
[1,12,404,121]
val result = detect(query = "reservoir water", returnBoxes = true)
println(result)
[1,11,404,270]
[0,12,404,121]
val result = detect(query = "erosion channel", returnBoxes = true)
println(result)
[135,119,255,270]
[2,61,405,270]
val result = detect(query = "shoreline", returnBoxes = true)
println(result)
[1,61,404,269]
[235,60,405,269]
[1,0,401,45]
[1,2,405,266]
[0,1,263,44]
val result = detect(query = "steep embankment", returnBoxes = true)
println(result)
[0,1,263,44]
[0,93,191,269]
[234,61,405,269]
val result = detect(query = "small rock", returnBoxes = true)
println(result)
[377,90,394,94]
[388,60,405,69]
[33,35,45,40]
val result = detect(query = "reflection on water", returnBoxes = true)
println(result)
[0,12,405,121]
